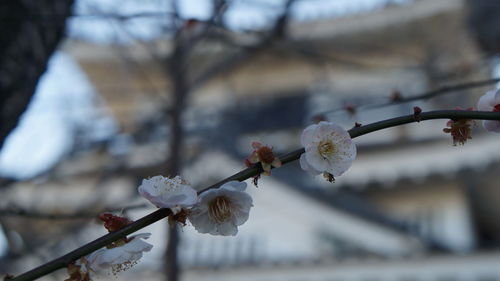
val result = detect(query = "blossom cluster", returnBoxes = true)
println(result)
[441,90,500,145]
[137,122,357,237]
[136,122,358,236]
[139,177,253,236]
[66,215,153,281]
[67,88,500,281]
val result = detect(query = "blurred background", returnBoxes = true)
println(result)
[1,0,500,280]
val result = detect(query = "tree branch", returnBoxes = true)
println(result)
[0,204,149,220]
[317,77,500,116]
[9,110,500,281]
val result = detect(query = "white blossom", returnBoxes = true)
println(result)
[138,175,197,210]
[188,181,253,236]
[300,121,356,177]
[478,89,500,133]
[84,233,153,275]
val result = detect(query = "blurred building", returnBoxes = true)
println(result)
[2,0,500,280]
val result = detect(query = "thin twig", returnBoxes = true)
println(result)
[317,77,500,116]
[191,0,298,90]
[73,12,176,20]
[10,110,500,281]
[0,204,149,219]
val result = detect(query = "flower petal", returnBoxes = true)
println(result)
[251,142,262,149]
[478,89,500,110]
[483,120,500,133]
[189,211,214,234]
[221,181,247,192]
[301,123,318,146]
[299,153,321,175]
[138,176,197,208]
[216,221,238,236]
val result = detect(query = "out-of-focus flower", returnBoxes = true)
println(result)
[300,121,356,177]
[477,89,500,132]
[344,103,357,116]
[390,89,402,102]
[138,176,197,211]
[82,233,153,276]
[245,142,281,175]
[443,107,475,146]
[188,181,253,236]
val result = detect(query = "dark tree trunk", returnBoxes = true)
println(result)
[0,0,74,150]
[164,34,189,281]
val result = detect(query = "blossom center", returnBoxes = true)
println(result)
[494,104,500,112]
[257,146,275,163]
[208,196,233,223]
[317,140,337,158]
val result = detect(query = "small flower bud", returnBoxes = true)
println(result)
[312,114,327,124]
[413,106,422,122]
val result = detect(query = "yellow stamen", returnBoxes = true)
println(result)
[208,196,233,223]
[318,140,337,158]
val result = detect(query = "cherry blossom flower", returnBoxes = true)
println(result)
[245,142,281,175]
[300,121,356,177]
[138,175,197,211]
[443,107,475,146]
[477,89,500,132]
[188,181,253,236]
[443,119,474,145]
[80,233,153,276]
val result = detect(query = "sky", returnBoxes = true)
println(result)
[0,52,115,179]
[69,0,410,42]
[0,52,89,178]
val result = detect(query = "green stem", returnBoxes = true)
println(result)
[10,110,500,281]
